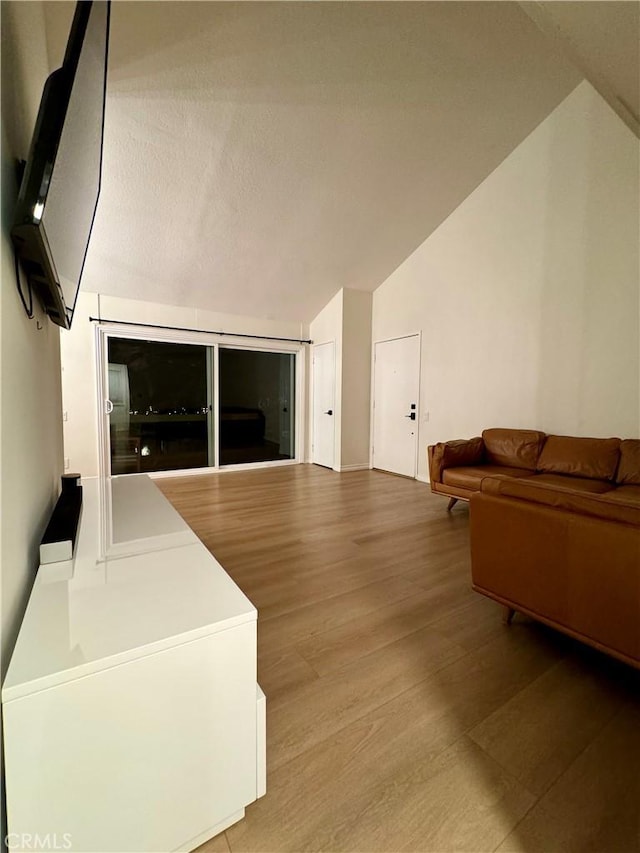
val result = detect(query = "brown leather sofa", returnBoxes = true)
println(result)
[428,428,625,509]
[428,429,640,668]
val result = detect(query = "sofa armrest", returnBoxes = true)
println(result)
[428,437,484,484]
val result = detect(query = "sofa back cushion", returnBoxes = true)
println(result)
[482,428,546,470]
[616,440,640,485]
[537,435,621,481]
[439,437,484,469]
[479,476,640,526]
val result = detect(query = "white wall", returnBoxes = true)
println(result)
[373,82,640,481]
[1,1,64,679]
[341,290,372,469]
[61,292,310,476]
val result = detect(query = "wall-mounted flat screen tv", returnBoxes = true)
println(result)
[11,1,110,330]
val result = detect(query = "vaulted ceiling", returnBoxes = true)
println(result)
[43,2,638,323]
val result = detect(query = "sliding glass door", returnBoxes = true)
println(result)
[108,338,213,475]
[219,348,295,466]
[104,334,298,476]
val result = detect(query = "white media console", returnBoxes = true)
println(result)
[2,475,266,853]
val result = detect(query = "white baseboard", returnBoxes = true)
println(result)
[336,463,371,473]
[416,473,430,484]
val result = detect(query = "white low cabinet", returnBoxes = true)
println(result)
[2,475,266,853]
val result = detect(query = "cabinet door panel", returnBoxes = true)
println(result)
[3,623,257,852]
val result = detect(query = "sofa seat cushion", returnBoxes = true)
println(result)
[442,465,534,491]
[482,428,546,470]
[480,477,640,526]
[603,485,640,507]
[616,440,640,486]
[537,435,620,481]
[432,482,475,501]
[529,473,614,494]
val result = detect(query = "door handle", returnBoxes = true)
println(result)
[404,412,416,420]
[324,409,333,416]
[105,399,114,415]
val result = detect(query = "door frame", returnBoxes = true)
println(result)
[95,323,306,480]
[311,340,337,470]
[369,331,422,478]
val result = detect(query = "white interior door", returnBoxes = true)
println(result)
[372,335,420,477]
[108,363,130,437]
[313,342,335,469]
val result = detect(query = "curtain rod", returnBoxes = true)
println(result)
[89,316,312,345]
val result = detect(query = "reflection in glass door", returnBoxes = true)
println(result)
[219,348,296,466]
[108,338,213,474]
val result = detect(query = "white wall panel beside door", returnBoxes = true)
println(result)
[372,334,421,478]
[312,341,336,469]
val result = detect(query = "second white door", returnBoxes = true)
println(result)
[372,334,420,478]
[313,342,336,469]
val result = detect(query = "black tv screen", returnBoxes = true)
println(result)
[11,1,110,329]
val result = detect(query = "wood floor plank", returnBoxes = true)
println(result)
[251,556,426,605]
[226,620,568,852]
[316,736,536,853]
[469,655,626,796]
[266,622,468,772]
[194,831,231,853]
[295,576,472,676]
[158,467,640,853]
[257,573,428,654]
[427,594,506,652]
[257,647,319,703]
[495,701,640,853]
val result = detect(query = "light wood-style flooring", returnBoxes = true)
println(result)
[157,465,640,853]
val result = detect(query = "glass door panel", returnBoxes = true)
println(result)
[219,349,296,466]
[107,338,212,474]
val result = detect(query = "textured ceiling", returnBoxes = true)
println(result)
[42,2,592,323]
[521,1,640,135]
